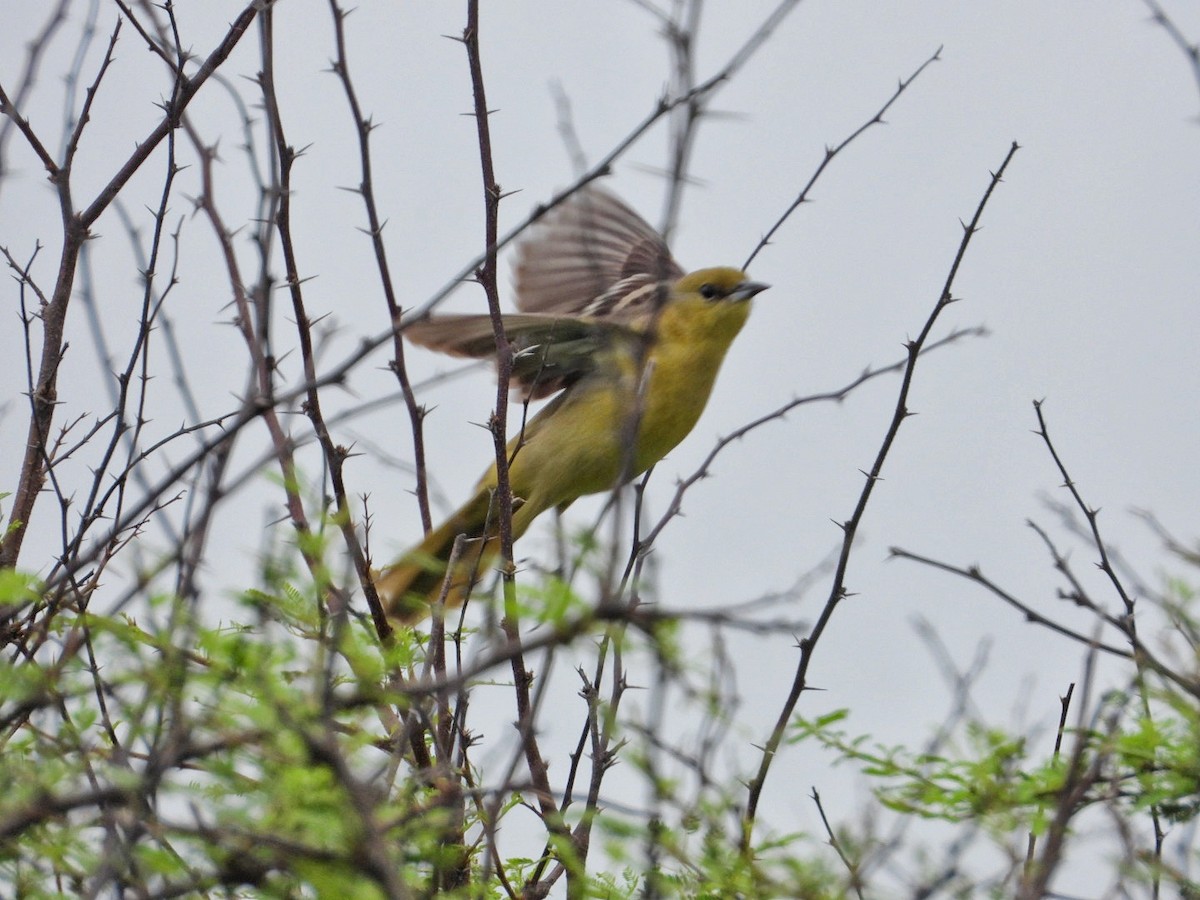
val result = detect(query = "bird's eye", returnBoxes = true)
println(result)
[699,283,721,300]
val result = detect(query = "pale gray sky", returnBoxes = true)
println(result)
[2,1,1197,890]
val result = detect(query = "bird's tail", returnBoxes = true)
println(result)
[377,488,500,623]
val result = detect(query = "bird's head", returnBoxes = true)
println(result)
[660,267,769,345]
[676,267,770,305]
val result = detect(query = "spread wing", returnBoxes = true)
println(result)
[405,313,641,400]
[406,188,675,400]
[513,186,684,322]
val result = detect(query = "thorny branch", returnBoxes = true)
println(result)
[740,141,1021,851]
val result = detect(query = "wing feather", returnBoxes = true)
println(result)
[405,313,639,400]
[513,186,683,320]
[405,187,674,402]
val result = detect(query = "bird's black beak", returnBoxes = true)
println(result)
[731,280,770,302]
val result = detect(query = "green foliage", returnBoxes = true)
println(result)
[0,590,464,896]
[0,567,38,607]
[793,704,1200,826]
[1112,698,1200,822]
[789,683,1200,888]
[3,510,1198,898]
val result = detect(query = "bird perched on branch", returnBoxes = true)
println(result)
[377,186,768,623]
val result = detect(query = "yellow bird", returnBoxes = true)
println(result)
[378,187,767,622]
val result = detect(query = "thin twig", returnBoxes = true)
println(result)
[326,0,432,536]
[744,46,942,269]
[740,141,1021,852]
[811,788,865,899]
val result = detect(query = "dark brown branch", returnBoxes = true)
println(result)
[744,46,942,270]
[812,788,865,899]
[79,4,259,229]
[637,325,985,554]
[326,0,432,535]
[740,141,1021,852]
[0,2,260,572]
[1142,0,1200,110]
[888,548,1133,658]
[256,6,373,632]
[0,0,70,192]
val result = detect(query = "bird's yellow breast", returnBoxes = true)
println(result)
[634,291,751,465]
[486,281,752,533]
